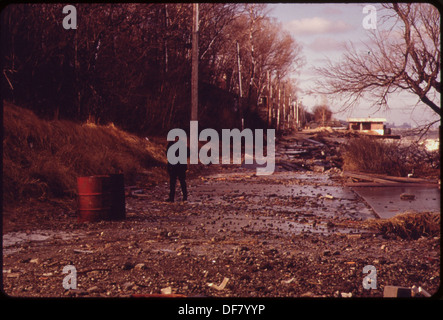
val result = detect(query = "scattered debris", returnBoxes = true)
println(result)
[131,293,187,298]
[383,285,432,298]
[2,130,440,298]
[275,132,343,173]
[122,282,135,291]
[281,278,296,285]
[207,277,229,291]
[300,291,317,298]
[87,286,101,293]
[161,286,172,294]
[73,249,94,254]
[400,193,415,200]
[134,263,147,270]
[411,285,431,297]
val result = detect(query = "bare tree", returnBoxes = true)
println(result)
[313,105,332,124]
[2,3,303,132]
[315,3,440,116]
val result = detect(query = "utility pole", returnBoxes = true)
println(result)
[266,70,270,128]
[191,3,199,121]
[236,40,243,129]
[164,4,169,74]
[295,100,299,130]
[277,83,281,132]
[288,93,295,129]
[236,41,242,98]
[283,86,286,131]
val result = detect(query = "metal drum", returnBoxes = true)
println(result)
[108,174,126,220]
[77,175,111,222]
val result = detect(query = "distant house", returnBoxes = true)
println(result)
[347,118,386,135]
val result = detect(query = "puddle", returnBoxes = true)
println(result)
[3,230,84,255]
[191,171,376,221]
[353,186,441,219]
[170,171,378,236]
[157,210,365,238]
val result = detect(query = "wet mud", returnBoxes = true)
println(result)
[2,134,440,298]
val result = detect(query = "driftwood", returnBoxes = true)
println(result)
[277,161,308,171]
[346,182,438,187]
[361,173,436,184]
[344,171,438,187]
[343,172,396,184]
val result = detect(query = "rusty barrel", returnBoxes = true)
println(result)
[77,176,111,222]
[108,174,126,220]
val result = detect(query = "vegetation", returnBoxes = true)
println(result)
[364,212,440,240]
[315,3,440,116]
[3,102,166,205]
[312,105,332,124]
[343,136,439,178]
[1,3,303,134]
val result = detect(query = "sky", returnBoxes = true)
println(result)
[267,3,441,127]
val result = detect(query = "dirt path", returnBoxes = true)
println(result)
[2,161,440,298]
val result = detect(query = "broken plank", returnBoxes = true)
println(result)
[303,138,324,146]
[346,182,439,187]
[277,161,308,171]
[360,173,437,184]
[343,172,397,184]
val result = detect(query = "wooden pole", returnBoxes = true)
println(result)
[236,41,243,98]
[266,70,270,128]
[191,3,199,121]
[236,40,244,129]
[277,83,281,132]
[283,86,286,131]
[296,100,299,130]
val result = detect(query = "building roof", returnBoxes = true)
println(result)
[347,118,386,123]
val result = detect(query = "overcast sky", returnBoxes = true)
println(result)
[268,3,440,127]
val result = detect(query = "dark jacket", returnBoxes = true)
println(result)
[166,140,189,173]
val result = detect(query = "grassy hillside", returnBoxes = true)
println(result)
[3,101,167,205]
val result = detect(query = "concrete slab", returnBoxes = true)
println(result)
[352,186,440,219]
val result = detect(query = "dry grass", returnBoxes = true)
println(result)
[343,136,407,176]
[363,212,440,240]
[3,101,167,205]
[343,136,439,178]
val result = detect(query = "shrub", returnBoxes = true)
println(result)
[343,136,439,177]
[343,136,407,176]
[3,101,167,205]
[364,212,440,240]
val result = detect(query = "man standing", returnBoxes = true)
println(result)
[166,137,188,202]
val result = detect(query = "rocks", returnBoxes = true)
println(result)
[134,263,147,270]
[300,291,317,297]
[122,261,135,270]
[122,282,135,291]
[87,286,101,293]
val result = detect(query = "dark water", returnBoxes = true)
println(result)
[352,186,441,219]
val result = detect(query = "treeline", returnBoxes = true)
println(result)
[1,3,303,134]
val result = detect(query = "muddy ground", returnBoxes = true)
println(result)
[2,135,441,299]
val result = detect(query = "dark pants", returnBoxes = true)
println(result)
[168,166,187,201]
